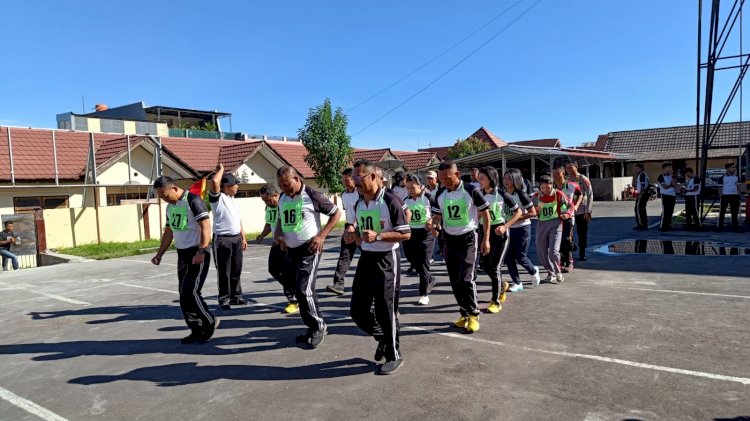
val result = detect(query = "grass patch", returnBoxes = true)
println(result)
[57,240,172,260]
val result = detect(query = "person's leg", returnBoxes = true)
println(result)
[730,195,740,228]
[349,252,380,339]
[178,248,215,338]
[213,236,232,306]
[718,195,729,229]
[443,234,466,316]
[664,196,676,230]
[684,196,694,227]
[575,214,588,259]
[638,193,649,227]
[504,229,521,285]
[421,232,435,294]
[331,235,355,290]
[458,232,480,317]
[1,255,7,270]
[0,250,17,270]
[270,245,296,303]
[293,247,326,333]
[560,219,572,266]
[536,222,552,274]
[518,224,537,275]
[549,223,563,276]
[634,196,642,227]
[229,235,243,301]
[373,249,400,362]
[481,228,502,302]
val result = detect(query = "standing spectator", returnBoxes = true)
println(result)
[391,171,409,201]
[209,164,247,310]
[0,221,20,271]
[327,168,360,296]
[565,162,593,261]
[424,171,439,195]
[718,163,741,232]
[682,167,702,230]
[633,163,650,230]
[469,167,481,189]
[657,163,678,232]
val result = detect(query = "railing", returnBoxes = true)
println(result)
[167,129,299,142]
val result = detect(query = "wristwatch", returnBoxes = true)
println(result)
[198,247,208,254]
[375,234,382,241]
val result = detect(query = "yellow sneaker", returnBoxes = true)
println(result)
[454,316,467,328]
[284,303,299,314]
[486,301,502,314]
[499,281,510,303]
[466,315,480,333]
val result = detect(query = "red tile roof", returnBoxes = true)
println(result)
[265,140,316,179]
[468,127,507,148]
[510,138,560,148]
[392,151,438,171]
[217,142,263,172]
[353,148,392,162]
[418,146,452,161]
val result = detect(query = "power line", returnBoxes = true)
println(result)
[352,0,544,138]
[347,0,527,112]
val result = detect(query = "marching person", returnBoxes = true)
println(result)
[346,160,411,375]
[431,161,491,333]
[633,163,650,230]
[534,175,575,283]
[718,163,741,232]
[151,176,218,344]
[682,167,702,231]
[326,168,360,296]
[424,170,439,195]
[391,171,409,201]
[502,169,540,292]
[657,162,678,232]
[275,166,341,349]
[0,221,20,271]
[476,167,521,313]
[255,185,298,314]
[469,167,481,189]
[565,162,593,261]
[209,163,247,310]
[403,174,435,305]
[553,166,582,273]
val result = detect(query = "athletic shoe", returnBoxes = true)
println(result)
[561,266,570,273]
[326,284,345,296]
[417,295,430,305]
[180,333,202,344]
[198,317,220,343]
[296,329,312,344]
[543,273,554,284]
[508,283,524,293]
[284,303,300,314]
[556,273,565,283]
[374,340,386,362]
[499,281,510,303]
[309,328,327,349]
[218,302,231,311]
[454,316,467,328]
[486,301,502,314]
[229,297,246,305]
[532,267,541,286]
[379,358,404,375]
[466,315,480,333]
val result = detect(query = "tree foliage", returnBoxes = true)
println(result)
[447,136,491,159]
[299,98,353,194]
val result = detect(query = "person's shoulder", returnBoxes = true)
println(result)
[383,190,404,208]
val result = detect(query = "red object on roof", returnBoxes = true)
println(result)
[510,138,560,148]
[265,140,315,179]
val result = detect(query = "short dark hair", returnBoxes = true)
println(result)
[4,221,12,227]
[438,160,456,171]
[554,165,566,172]
[567,161,578,168]
[685,167,694,174]
[725,162,736,169]
[354,160,377,173]
[342,168,353,176]
[152,176,176,189]
[260,184,279,195]
[539,175,553,185]
[635,163,644,170]
[405,174,421,184]
[662,162,672,169]
[478,166,498,188]
[276,166,298,178]
[471,167,479,172]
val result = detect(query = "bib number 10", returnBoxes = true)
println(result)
[360,216,374,230]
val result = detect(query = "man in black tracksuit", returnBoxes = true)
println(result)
[152,176,218,344]
[633,163,650,230]
[327,168,361,296]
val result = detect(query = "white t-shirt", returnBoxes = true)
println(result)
[685,177,701,197]
[657,174,676,196]
[209,191,242,236]
[341,189,360,225]
[721,175,739,195]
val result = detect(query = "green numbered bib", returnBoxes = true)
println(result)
[408,202,427,228]
[265,206,278,226]
[280,197,303,233]
[357,208,382,234]
[168,205,189,231]
[444,197,469,227]
[481,192,504,225]
[539,196,559,222]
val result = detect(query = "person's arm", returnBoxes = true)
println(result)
[582,176,593,218]
[240,221,247,251]
[187,193,212,264]
[255,223,272,244]
[559,191,575,220]
[209,163,223,194]
[430,190,443,237]
[307,188,341,253]
[151,226,174,265]
[469,187,491,255]
[573,184,584,211]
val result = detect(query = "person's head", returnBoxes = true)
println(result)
[393,171,406,188]
[405,174,422,197]
[565,161,579,177]
[477,166,498,191]
[635,163,644,174]
[662,162,673,175]
[374,166,384,187]
[538,174,554,195]
[725,162,736,175]
[153,176,183,204]
[341,168,355,191]
[438,161,461,190]
[260,184,280,207]
[353,160,380,195]
[552,166,566,184]
[470,168,479,182]
[276,166,302,196]
[425,170,438,188]
[684,167,694,178]
[503,168,524,192]
[3,221,12,232]
[220,172,239,196]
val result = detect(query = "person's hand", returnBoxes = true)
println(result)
[585,213,592,223]
[192,250,206,265]
[215,163,224,173]
[361,230,378,243]
[425,221,433,232]
[344,230,357,244]
[255,236,264,244]
[151,253,163,265]
[275,235,287,251]
[481,240,491,256]
[241,237,248,251]
[8,237,15,244]
[431,224,441,238]
[495,225,507,236]
[561,214,570,220]
[308,234,324,254]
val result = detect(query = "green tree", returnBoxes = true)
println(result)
[299,98,353,194]
[447,136,491,159]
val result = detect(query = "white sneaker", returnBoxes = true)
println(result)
[532,266,541,286]
[508,283,524,292]
[418,295,430,305]
[556,273,565,283]
[543,272,554,283]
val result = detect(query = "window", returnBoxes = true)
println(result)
[235,189,261,198]
[73,117,88,131]
[13,196,69,213]
[100,119,124,133]
[135,121,158,135]
[107,192,149,206]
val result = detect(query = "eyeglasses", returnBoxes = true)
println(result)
[352,172,372,183]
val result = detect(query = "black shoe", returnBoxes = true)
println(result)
[374,340,386,362]
[378,358,404,375]
[326,284,345,296]
[198,317,220,343]
[578,256,587,262]
[229,297,246,305]
[296,329,313,344]
[218,301,231,310]
[309,328,327,349]
[180,333,202,344]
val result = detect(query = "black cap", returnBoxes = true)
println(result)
[221,173,238,186]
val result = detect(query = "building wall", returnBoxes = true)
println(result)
[0,186,92,215]
[626,159,734,183]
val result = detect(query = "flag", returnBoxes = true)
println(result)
[188,178,207,200]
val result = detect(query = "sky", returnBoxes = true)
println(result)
[0,1,747,150]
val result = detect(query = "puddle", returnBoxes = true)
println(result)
[596,240,750,256]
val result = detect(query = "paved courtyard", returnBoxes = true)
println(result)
[0,201,748,420]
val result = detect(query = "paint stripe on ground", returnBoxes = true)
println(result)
[0,386,69,421]
[572,283,750,299]
[0,281,90,306]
